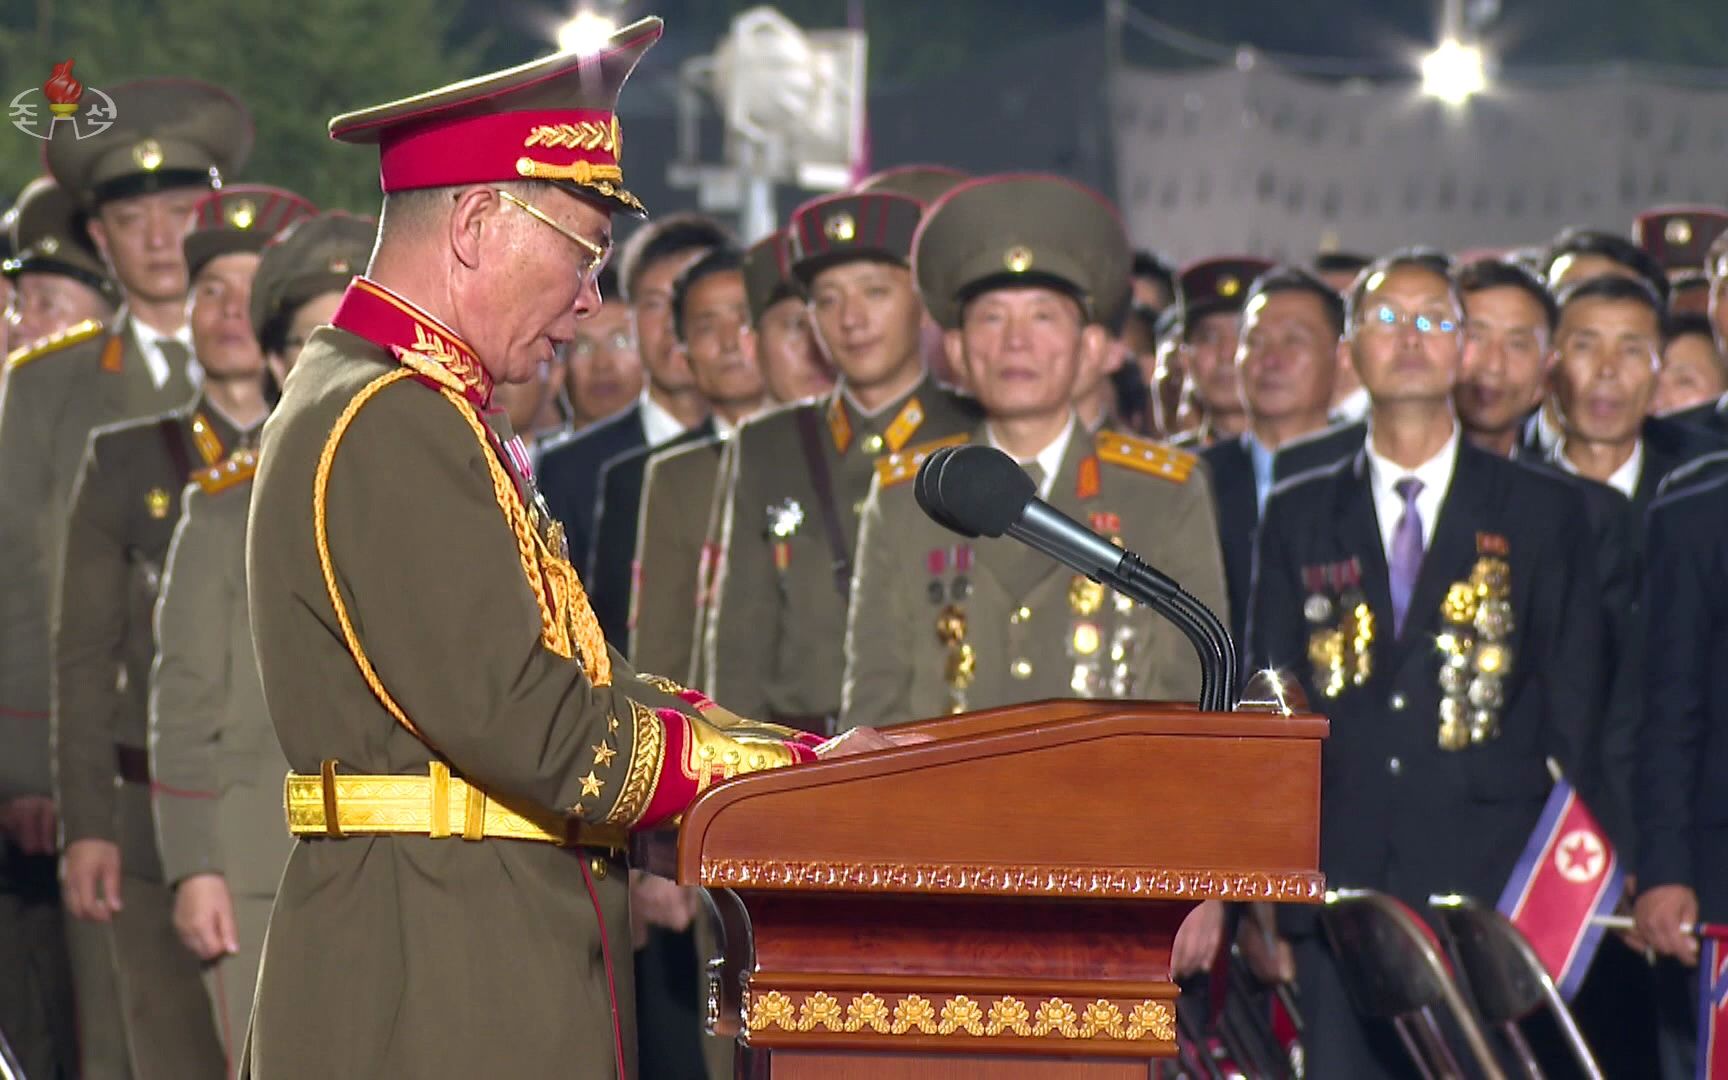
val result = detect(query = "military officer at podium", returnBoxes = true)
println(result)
[241,23,900,1076]
[840,173,1227,727]
[1246,249,1605,1077]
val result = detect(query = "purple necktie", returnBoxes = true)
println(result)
[1389,476,1425,636]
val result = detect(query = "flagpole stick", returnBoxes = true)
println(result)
[1545,757,1563,783]
[1590,915,1728,939]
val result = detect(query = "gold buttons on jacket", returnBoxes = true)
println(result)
[1011,659,1033,679]
[589,856,609,880]
[1010,606,1032,624]
[863,433,885,454]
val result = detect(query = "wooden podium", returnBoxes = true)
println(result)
[672,698,1327,1078]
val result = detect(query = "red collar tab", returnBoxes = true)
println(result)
[331,277,494,408]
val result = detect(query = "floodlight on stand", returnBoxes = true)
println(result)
[557,9,618,55]
[1421,38,1487,105]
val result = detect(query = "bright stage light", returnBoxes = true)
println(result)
[557,10,618,55]
[1421,38,1487,105]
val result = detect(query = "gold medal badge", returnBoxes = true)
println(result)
[1305,560,1373,697]
[1435,536,1514,750]
[935,603,974,713]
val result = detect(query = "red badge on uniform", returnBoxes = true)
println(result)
[1076,455,1101,500]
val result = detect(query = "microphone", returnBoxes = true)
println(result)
[918,444,1237,711]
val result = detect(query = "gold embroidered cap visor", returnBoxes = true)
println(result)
[326,16,661,218]
[182,184,318,282]
[910,172,1132,331]
[249,212,378,341]
[44,77,253,209]
[1,176,117,300]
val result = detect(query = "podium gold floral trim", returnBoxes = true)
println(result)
[745,989,1175,1042]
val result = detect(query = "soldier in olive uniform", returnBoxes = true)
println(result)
[707,186,980,732]
[3,175,121,352]
[243,26,880,1077]
[0,172,123,1080]
[149,212,374,1071]
[840,173,1228,729]
[56,185,313,1078]
[0,78,251,1080]
[631,228,819,683]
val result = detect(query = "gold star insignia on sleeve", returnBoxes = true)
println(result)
[592,741,617,767]
[580,771,604,798]
[608,714,620,734]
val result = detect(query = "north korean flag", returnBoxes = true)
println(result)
[1494,779,1625,1001]
[1700,937,1728,1080]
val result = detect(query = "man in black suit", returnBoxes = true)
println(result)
[537,213,730,580]
[1637,471,1728,968]
[1200,267,1343,648]
[1549,275,1721,513]
[1248,250,1604,1078]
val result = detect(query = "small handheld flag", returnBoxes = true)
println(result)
[1495,777,1625,1001]
[1700,937,1728,1080]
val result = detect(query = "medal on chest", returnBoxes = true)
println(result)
[1069,507,1135,698]
[1436,533,1514,750]
[927,545,975,713]
[1305,558,1374,698]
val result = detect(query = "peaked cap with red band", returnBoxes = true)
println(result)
[786,190,926,289]
[327,16,661,217]
[183,184,317,280]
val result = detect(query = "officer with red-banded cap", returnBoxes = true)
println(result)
[242,20,890,1077]
[1169,256,1275,448]
[706,183,980,733]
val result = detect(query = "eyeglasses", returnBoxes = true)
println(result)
[1360,303,1459,337]
[494,189,608,277]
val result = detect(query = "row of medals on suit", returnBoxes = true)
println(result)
[1306,551,1513,751]
[931,540,1139,715]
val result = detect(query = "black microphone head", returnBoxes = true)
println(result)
[930,445,1035,539]
[913,445,963,531]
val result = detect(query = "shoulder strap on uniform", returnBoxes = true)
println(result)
[1095,430,1197,484]
[3,318,105,370]
[793,404,853,598]
[875,431,970,490]
[194,448,258,495]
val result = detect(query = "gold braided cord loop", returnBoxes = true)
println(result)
[314,369,424,737]
[311,368,613,745]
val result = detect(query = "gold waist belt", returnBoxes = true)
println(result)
[285,761,627,851]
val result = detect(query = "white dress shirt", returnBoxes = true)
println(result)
[638,389,688,448]
[987,414,1076,501]
[1556,438,1643,499]
[1363,421,1460,558]
[131,318,198,390]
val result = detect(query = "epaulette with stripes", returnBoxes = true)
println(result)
[3,318,105,371]
[193,448,258,495]
[1095,430,1197,484]
[875,432,970,489]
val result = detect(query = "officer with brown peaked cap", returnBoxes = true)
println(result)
[1171,255,1275,448]
[706,185,980,731]
[1634,205,1728,277]
[243,19,867,1078]
[151,210,375,1071]
[843,172,1227,728]
[0,76,251,1080]
[56,182,312,1080]
[3,176,119,351]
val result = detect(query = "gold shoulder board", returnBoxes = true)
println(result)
[194,449,259,496]
[4,318,106,371]
[1095,430,1196,485]
[875,432,970,489]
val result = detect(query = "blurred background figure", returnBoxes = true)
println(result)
[1653,311,1727,416]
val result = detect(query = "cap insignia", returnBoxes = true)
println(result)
[825,212,856,243]
[1004,245,1034,273]
[1667,219,1694,246]
[226,199,257,230]
[1218,274,1241,298]
[38,237,59,255]
[133,139,164,171]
